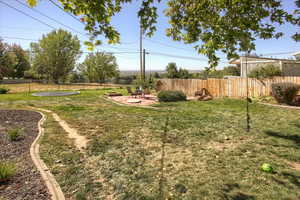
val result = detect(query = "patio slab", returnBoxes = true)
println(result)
[108,95,158,106]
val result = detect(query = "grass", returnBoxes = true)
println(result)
[0,162,16,181]
[0,88,299,199]
[7,128,22,141]
[0,82,121,93]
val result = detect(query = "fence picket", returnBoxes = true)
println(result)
[158,77,300,98]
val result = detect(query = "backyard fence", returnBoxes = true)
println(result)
[157,77,300,98]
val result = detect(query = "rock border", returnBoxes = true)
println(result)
[258,102,300,110]
[30,111,65,200]
[100,96,160,110]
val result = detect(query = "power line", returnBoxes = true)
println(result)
[1,36,39,41]
[82,51,140,55]
[144,38,194,52]
[48,0,84,24]
[2,36,139,51]
[149,51,230,63]
[0,1,56,30]
[120,41,138,45]
[149,51,209,62]
[0,26,50,32]
[14,0,87,37]
[260,51,298,56]
[145,38,228,59]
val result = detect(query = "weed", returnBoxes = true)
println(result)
[56,104,85,112]
[0,162,16,182]
[0,88,9,94]
[7,128,22,141]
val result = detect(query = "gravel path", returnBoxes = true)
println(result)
[0,110,51,200]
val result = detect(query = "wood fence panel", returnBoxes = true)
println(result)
[158,76,300,98]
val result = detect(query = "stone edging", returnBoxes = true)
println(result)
[30,111,65,200]
[258,102,300,110]
[100,96,160,110]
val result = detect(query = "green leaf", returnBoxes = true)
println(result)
[27,0,37,7]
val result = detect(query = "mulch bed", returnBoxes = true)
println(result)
[0,110,50,200]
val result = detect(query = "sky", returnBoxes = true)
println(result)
[0,0,299,71]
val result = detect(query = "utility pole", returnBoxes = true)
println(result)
[142,49,146,81]
[140,25,143,81]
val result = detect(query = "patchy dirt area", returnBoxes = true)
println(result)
[0,110,50,200]
[31,107,88,152]
[289,162,300,171]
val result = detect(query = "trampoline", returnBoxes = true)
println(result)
[32,91,80,97]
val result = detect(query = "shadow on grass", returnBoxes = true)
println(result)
[281,172,300,187]
[222,184,255,200]
[294,124,300,129]
[264,130,300,147]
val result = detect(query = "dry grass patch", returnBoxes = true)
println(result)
[1,83,118,93]
[1,90,300,199]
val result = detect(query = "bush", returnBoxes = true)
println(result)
[271,82,300,105]
[249,64,281,79]
[7,128,22,141]
[134,77,155,89]
[292,96,300,106]
[157,90,187,102]
[0,162,16,181]
[0,88,9,94]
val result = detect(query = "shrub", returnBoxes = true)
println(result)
[134,77,155,89]
[7,128,22,141]
[249,64,282,79]
[157,90,187,102]
[0,88,9,94]
[271,82,300,105]
[292,95,300,106]
[0,162,16,181]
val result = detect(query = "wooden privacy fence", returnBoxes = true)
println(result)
[157,77,300,98]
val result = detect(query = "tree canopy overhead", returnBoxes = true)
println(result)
[28,0,299,67]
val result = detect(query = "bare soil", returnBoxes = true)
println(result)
[0,110,50,200]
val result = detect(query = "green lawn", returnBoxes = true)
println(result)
[1,89,299,200]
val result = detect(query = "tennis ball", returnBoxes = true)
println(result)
[261,163,273,173]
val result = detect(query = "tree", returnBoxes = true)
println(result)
[178,68,190,79]
[28,0,300,67]
[223,66,240,76]
[9,44,30,79]
[81,52,119,83]
[0,39,15,80]
[31,29,81,83]
[249,64,282,79]
[153,72,160,79]
[166,62,178,78]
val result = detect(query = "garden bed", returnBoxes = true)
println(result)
[0,110,50,200]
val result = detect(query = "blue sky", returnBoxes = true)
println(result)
[0,0,299,71]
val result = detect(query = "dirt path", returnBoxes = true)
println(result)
[29,107,88,152]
